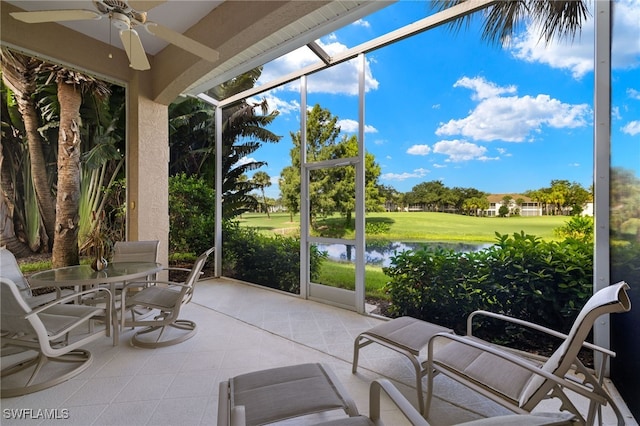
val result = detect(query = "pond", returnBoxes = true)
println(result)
[314,241,493,267]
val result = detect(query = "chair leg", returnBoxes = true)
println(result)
[1,350,93,398]
[130,320,197,348]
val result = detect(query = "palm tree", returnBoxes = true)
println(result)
[432,0,589,45]
[1,49,57,251]
[252,171,272,218]
[168,69,281,220]
[40,66,110,267]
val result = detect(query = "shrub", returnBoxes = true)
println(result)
[169,173,215,255]
[222,221,326,293]
[384,231,593,342]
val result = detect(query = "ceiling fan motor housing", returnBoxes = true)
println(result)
[94,0,147,24]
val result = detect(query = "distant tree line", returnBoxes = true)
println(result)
[362,179,592,217]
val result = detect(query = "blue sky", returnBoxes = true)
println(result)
[246,0,640,199]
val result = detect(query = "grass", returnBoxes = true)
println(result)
[316,261,388,299]
[240,211,571,300]
[239,211,569,242]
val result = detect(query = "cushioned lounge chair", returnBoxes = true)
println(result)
[120,246,214,348]
[425,281,631,426]
[218,363,577,426]
[1,277,113,397]
[352,316,452,413]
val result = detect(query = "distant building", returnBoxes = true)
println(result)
[486,194,541,217]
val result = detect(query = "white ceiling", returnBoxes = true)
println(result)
[4,0,390,98]
[4,0,222,55]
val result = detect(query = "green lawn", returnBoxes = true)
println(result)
[238,211,569,243]
[316,262,388,299]
[236,211,571,300]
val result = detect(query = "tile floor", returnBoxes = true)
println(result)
[1,278,636,425]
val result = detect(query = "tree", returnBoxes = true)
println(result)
[252,171,272,218]
[47,67,110,267]
[405,180,447,211]
[279,166,300,222]
[219,99,280,219]
[610,167,640,242]
[168,69,281,220]
[501,195,513,215]
[280,104,383,227]
[450,187,488,213]
[1,49,56,252]
[432,0,589,46]
[379,184,402,212]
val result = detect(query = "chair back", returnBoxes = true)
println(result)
[112,240,159,263]
[0,247,32,296]
[0,277,46,339]
[520,281,631,407]
[181,247,214,305]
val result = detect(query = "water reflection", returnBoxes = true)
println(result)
[315,241,492,267]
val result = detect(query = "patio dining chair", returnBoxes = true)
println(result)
[1,277,113,397]
[120,246,214,348]
[112,240,160,265]
[0,247,72,308]
[84,240,160,308]
[425,281,631,426]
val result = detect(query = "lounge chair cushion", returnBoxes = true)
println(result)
[433,336,537,402]
[230,363,355,426]
[359,316,451,355]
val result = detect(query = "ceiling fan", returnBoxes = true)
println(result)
[10,0,219,71]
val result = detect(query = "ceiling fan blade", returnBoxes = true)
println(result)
[119,28,150,70]
[145,23,219,63]
[10,10,101,24]
[128,1,166,11]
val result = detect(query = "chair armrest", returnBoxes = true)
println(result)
[427,332,608,406]
[229,407,245,426]
[162,267,192,272]
[218,381,231,426]
[121,280,183,290]
[28,287,112,316]
[161,267,203,277]
[369,379,429,426]
[467,310,616,358]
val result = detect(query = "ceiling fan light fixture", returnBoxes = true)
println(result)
[111,12,131,30]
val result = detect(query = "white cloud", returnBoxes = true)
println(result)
[509,0,640,79]
[258,39,379,95]
[381,168,430,181]
[236,156,256,166]
[622,120,640,136]
[337,119,378,133]
[432,140,489,162]
[436,76,590,142]
[248,93,300,116]
[454,76,516,100]
[628,88,640,100]
[353,19,370,29]
[406,144,431,155]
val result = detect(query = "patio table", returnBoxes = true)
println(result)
[29,262,163,345]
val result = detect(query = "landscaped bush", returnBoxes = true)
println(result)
[169,173,215,255]
[222,221,326,293]
[384,231,593,344]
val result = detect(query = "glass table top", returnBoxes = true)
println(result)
[29,262,162,287]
